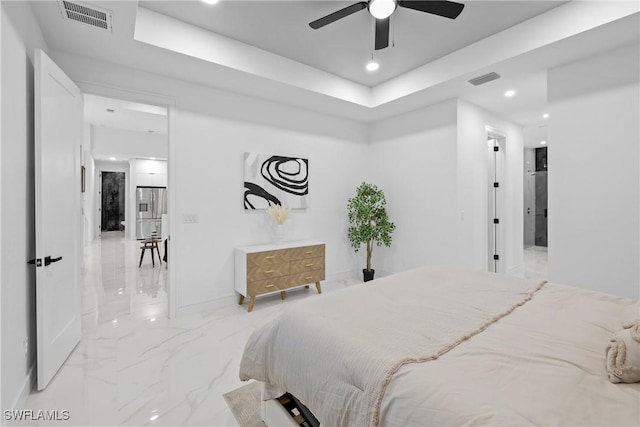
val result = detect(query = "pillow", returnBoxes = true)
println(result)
[606,320,640,383]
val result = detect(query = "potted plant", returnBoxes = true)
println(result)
[347,182,396,282]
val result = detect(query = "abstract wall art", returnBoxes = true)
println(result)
[244,152,309,209]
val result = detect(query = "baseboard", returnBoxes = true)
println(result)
[325,270,356,282]
[4,365,35,426]
[176,294,237,317]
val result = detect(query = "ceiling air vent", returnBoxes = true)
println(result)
[57,1,112,32]
[468,72,501,86]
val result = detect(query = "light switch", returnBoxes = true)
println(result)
[183,214,199,224]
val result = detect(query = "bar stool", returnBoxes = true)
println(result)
[139,239,162,267]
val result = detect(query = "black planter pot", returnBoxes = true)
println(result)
[363,269,375,282]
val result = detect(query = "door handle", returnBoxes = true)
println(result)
[44,256,62,266]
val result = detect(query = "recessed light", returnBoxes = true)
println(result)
[150,317,156,323]
[149,157,156,160]
[202,0,219,4]
[109,157,116,161]
[540,140,547,145]
[366,61,379,72]
[543,113,549,119]
[149,414,159,421]
[504,90,516,97]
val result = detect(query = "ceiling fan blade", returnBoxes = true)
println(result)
[375,17,390,50]
[398,1,465,19]
[309,2,368,29]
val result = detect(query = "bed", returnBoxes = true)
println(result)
[239,266,640,426]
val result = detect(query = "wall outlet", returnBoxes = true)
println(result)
[182,213,199,224]
[24,337,28,356]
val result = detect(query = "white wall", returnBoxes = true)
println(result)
[368,100,459,274]
[548,44,639,298]
[91,126,167,160]
[0,0,48,413]
[367,99,524,278]
[52,51,369,315]
[456,100,524,275]
[174,115,367,313]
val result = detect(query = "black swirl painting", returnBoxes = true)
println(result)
[244,152,308,209]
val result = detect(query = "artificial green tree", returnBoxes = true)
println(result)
[347,182,396,276]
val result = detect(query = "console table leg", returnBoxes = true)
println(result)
[315,281,322,294]
[280,291,286,300]
[238,295,245,305]
[248,296,256,312]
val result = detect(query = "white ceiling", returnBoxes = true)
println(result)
[139,0,565,87]
[30,0,640,130]
[84,94,168,135]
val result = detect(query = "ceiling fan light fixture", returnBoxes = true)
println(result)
[369,0,396,19]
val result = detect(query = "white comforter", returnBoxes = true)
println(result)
[239,266,640,426]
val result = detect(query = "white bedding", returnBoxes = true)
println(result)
[239,266,640,426]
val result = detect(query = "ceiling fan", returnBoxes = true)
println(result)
[309,0,465,50]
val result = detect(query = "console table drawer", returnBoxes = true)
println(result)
[290,244,325,260]
[290,270,325,287]
[247,262,289,281]
[290,257,325,274]
[247,249,290,267]
[247,277,288,296]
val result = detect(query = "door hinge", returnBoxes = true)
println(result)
[493,182,499,188]
[493,218,499,224]
[493,254,500,261]
[27,258,42,267]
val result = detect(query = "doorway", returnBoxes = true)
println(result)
[81,89,175,319]
[486,129,506,274]
[100,171,125,232]
[523,143,548,280]
[533,147,548,246]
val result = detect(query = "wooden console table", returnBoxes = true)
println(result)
[234,240,325,312]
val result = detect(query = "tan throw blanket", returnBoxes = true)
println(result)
[607,319,640,383]
[239,266,545,427]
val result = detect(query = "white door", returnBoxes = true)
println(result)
[34,49,82,390]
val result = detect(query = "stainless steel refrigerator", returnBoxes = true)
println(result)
[136,186,167,240]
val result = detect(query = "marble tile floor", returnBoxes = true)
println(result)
[22,232,360,426]
[522,245,548,282]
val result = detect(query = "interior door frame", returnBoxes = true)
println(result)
[78,82,177,319]
[485,126,507,274]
